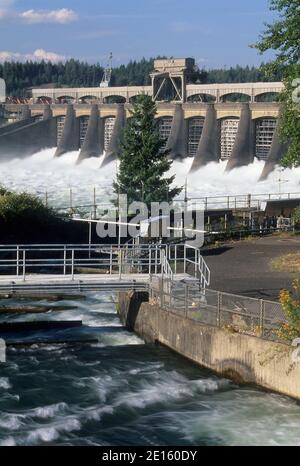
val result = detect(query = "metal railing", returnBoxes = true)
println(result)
[25,188,300,215]
[0,243,211,288]
[0,244,165,280]
[149,277,286,343]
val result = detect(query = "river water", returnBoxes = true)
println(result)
[0,149,299,209]
[1,291,300,447]
[0,153,300,446]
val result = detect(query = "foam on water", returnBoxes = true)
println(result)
[0,279,300,445]
[0,149,299,206]
[0,377,11,390]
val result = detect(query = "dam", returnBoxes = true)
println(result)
[0,59,286,180]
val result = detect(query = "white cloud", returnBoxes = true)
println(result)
[0,49,66,63]
[20,8,78,24]
[31,49,66,61]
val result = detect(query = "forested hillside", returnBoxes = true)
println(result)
[0,58,284,96]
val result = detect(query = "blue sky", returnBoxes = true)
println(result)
[0,0,276,68]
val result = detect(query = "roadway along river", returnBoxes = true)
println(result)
[0,291,300,446]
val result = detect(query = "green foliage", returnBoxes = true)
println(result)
[0,191,64,242]
[0,186,10,196]
[293,205,300,225]
[0,191,56,224]
[278,282,300,341]
[113,94,182,206]
[254,0,300,167]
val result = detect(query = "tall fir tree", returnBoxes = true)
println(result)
[113,94,182,207]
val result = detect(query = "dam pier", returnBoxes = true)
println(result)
[0,59,286,180]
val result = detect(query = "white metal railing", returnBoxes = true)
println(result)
[161,250,174,281]
[0,244,166,281]
[25,188,300,215]
[0,243,211,290]
[182,244,210,288]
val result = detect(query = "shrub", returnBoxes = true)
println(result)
[277,280,300,341]
[0,186,11,196]
[293,205,300,226]
[0,191,63,243]
[0,192,55,224]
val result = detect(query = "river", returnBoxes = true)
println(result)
[1,291,300,446]
[0,149,299,209]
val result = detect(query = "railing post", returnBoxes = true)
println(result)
[259,299,265,337]
[174,244,177,275]
[22,250,26,281]
[16,246,19,277]
[160,277,164,308]
[93,186,97,220]
[119,250,122,280]
[185,283,189,317]
[71,249,74,280]
[155,245,158,275]
[110,245,113,275]
[247,194,251,209]
[217,291,221,327]
[63,246,66,275]
[195,248,197,277]
[148,247,151,275]
[149,274,153,300]
[183,245,187,274]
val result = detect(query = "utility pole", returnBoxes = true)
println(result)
[276,167,289,199]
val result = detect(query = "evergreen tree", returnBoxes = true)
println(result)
[113,94,182,207]
[254,0,300,167]
[0,58,285,96]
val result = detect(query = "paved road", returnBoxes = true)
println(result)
[202,235,300,301]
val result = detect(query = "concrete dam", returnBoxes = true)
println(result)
[0,59,286,181]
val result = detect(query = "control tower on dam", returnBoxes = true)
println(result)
[0,58,286,179]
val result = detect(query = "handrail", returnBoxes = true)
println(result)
[183,244,210,289]
[161,250,173,281]
[22,188,300,214]
[0,244,166,281]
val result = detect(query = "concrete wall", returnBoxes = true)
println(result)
[0,117,57,160]
[0,102,286,179]
[119,292,300,401]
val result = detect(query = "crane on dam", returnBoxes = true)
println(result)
[100,53,113,88]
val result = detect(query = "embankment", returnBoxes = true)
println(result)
[118,291,300,400]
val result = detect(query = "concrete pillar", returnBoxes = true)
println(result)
[77,105,102,163]
[54,104,79,157]
[166,104,187,160]
[101,104,126,167]
[43,105,53,120]
[20,105,31,120]
[226,104,254,171]
[259,122,289,181]
[189,104,220,172]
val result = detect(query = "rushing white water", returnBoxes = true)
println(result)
[1,291,300,446]
[0,149,299,208]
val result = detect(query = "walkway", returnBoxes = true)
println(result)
[203,235,300,300]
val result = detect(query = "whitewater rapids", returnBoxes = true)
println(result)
[0,149,299,208]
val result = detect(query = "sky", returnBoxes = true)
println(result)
[0,0,277,68]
